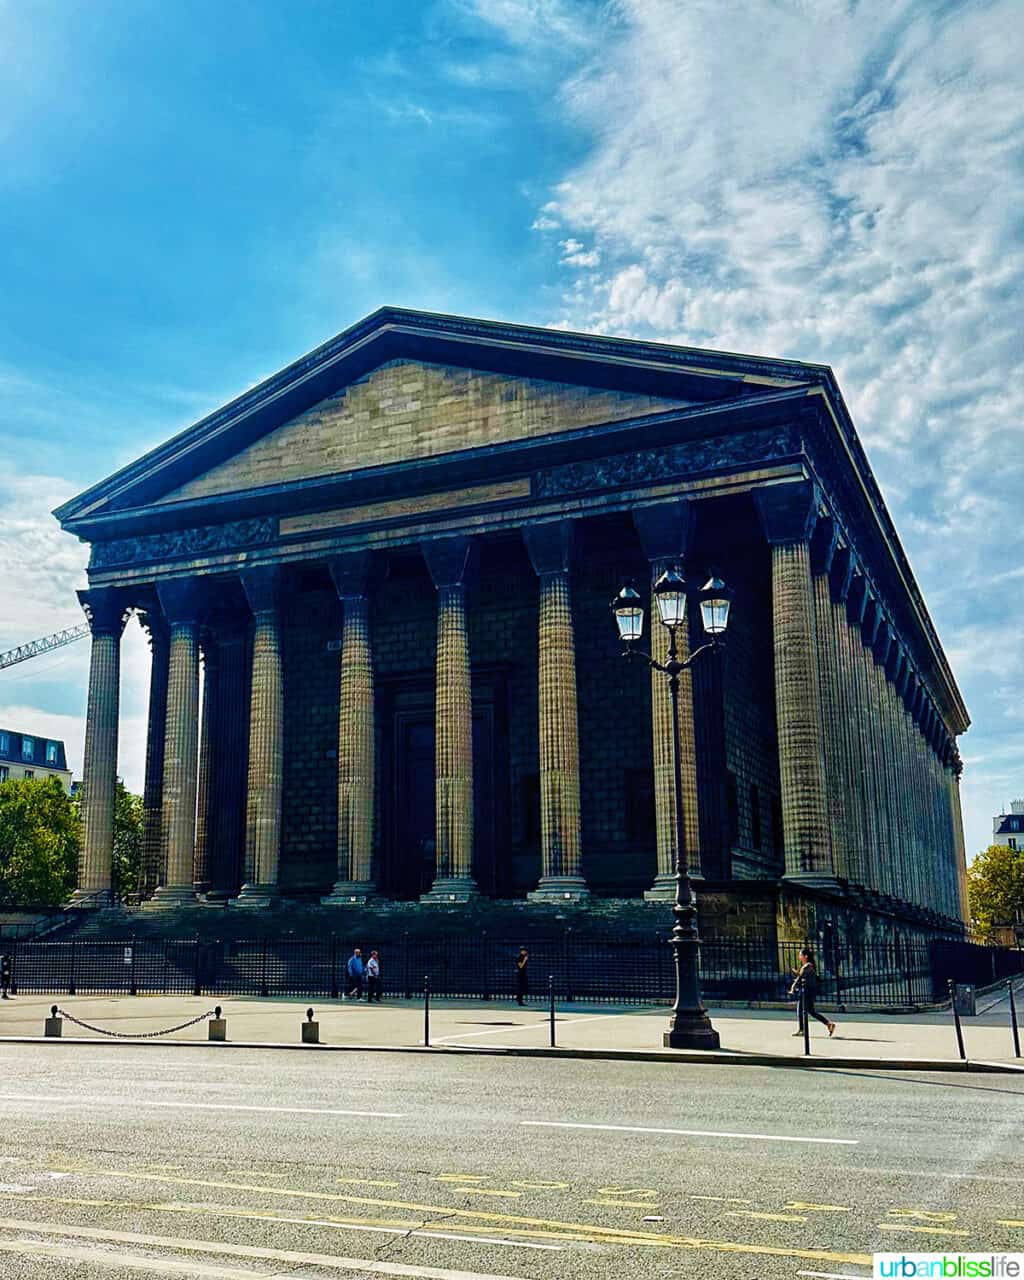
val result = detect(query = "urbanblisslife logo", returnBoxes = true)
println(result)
[875,1256,1024,1278]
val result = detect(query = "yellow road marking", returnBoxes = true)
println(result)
[997,1221,1024,1228]
[586,1200,664,1210]
[887,1209,957,1223]
[877,1224,969,1237]
[510,1181,569,1190]
[598,1186,658,1199]
[458,1189,523,1199]
[337,1178,400,1188]
[727,1211,807,1224]
[59,1168,874,1266]
[435,1175,487,1183]
[786,1203,852,1213]
[690,1195,753,1205]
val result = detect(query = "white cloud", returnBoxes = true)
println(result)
[480,0,1024,860]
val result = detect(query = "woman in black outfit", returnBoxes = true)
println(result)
[789,948,836,1037]
[515,948,529,1007]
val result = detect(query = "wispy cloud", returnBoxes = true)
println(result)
[479,0,1024,858]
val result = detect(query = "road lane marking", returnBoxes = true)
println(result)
[876,1224,969,1237]
[997,1221,1024,1227]
[598,1186,658,1199]
[689,1195,753,1205]
[337,1178,401,1188]
[432,1015,610,1044]
[435,1174,488,1183]
[0,1220,537,1279]
[521,1121,859,1146]
[586,1199,663,1210]
[887,1209,957,1222]
[47,1171,875,1265]
[0,1092,404,1119]
[510,1181,570,1190]
[458,1189,523,1198]
[786,1203,852,1213]
[726,1211,806,1224]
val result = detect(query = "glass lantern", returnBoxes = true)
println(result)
[611,585,644,644]
[652,566,688,629]
[698,574,733,636]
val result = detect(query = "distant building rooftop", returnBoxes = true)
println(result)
[0,728,69,773]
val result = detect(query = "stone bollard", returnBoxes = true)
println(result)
[302,1008,319,1044]
[44,1004,62,1038]
[208,1005,227,1042]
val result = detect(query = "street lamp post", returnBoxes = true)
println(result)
[612,567,733,1050]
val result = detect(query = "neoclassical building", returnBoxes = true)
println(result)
[56,308,970,940]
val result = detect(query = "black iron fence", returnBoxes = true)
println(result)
[2,933,1021,1006]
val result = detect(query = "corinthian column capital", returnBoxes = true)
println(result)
[78,587,131,637]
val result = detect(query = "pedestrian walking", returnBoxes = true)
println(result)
[366,950,382,1002]
[789,947,836,1037]
[515,947,529,1007]
[346,947,365,1000]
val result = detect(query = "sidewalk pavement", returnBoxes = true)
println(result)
[2,985,1022,1071]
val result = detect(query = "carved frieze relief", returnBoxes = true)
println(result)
[532,425,800,497]
[90,517,277,569]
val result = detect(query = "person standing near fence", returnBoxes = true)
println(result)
[366,950,381,1002]
[515,948,529,1007]
[789,948,836,1037]
[346,948,365,1000]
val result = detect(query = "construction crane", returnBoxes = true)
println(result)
[0,623,91,672]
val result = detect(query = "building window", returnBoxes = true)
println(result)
[750,783,762,850]
[1011,839,1018,851]
[0,732,8,755]
[46,741,58,764]
[0,766,7,783]
[21,738,34,761]
[725,771,739,846]
[23,770,34,780]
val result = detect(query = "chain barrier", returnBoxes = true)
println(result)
[52,1006,219,1039]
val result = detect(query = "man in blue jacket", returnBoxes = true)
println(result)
[346,948,365,1000]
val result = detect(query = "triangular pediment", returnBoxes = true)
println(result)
[155,358,690,505]
[55,307,821,529]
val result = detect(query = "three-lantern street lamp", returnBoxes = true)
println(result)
[612,567,733,1050]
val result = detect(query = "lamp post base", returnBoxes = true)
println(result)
[664,1014,721,1051]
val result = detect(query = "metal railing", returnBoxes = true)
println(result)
[2,932,1021,1006]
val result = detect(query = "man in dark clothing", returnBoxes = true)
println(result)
[515,948,529,1007]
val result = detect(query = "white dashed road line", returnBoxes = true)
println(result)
[522,1120,859,1146]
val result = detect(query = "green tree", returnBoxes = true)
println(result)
[967,843,1024,938]
[0,776,80,907]
[111,780,144,898]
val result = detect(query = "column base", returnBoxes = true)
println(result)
[528,876,590,903]
[321,881,377,906]
[663,1012,721,1051]
[143,884,198,909]
[67,887,112,909]
[782,872,843,893]
[232,883,280,909]
[421,877,480,904]
[644,869,704,901]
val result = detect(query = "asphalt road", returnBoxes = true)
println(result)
[0,1043,1021,1279]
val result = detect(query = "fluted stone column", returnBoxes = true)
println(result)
[147,580,201,907]
[73,588,128,903]
[192,629,219,894]
[235,566,285,907]
[523,522,588,902]
[211,619,250,895]
[846,572,884,895]
[324,552,377,904]
[137,609,169,899]
[754,482,834,884]
[828,546,868,888]
[813,521,852,883]
[421,538,479,902]
[633,501,701,897]
[948,753,969,927]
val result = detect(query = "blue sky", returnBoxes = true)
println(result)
[0,0,1020,862]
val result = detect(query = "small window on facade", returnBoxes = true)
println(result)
[725,771,739,845]
[1011,838,1018,850]
[46,741,58,764]
[23,770,34,780]
[21,738,34,761]
[750,783,762,850]
[0,733,9,755]
[0,765,8,782]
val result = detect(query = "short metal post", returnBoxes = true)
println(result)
[44,1004,62,1037]
[800,980,810,1057]
[949,979,966,1061]
[208,1005,226,1042]
[424,976,430,1047]
[1008,980,1021,1059]
[549,974,556,1047]
[302,1007,320,1044]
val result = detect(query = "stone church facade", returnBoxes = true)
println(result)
[55,308,970,944]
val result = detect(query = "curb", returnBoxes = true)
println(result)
[1,1034,1021,1073]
